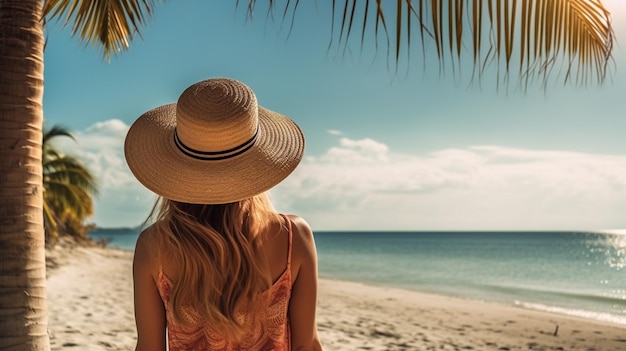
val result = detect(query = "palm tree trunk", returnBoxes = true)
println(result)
[0,0,50,350]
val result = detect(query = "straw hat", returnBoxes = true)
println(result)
[124,78,304,204]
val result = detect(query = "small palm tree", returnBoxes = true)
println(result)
[42,125,98,243]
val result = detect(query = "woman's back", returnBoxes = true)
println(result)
[156,213,293,291]
[155,214,294,350]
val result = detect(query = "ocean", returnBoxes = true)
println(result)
[89,229,626,326]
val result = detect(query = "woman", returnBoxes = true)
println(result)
[125,78,322,350]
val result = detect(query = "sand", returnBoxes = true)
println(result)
[45,239,626,351]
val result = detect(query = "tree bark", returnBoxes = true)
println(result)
[0,0,49,350]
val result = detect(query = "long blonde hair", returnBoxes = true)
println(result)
[149,192,283,339]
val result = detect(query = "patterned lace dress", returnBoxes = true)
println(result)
[156,218,293,351]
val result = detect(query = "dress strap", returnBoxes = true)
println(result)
[281,214,293,269]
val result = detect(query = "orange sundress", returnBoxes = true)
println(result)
[156,217,293,351]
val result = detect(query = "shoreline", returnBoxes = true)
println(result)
[318,276,626,325]
[317,276,626,329]
[46,240,626,350]
[316,278,626,350]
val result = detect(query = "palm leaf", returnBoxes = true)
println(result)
[42,125,98,240]
[43,0,613,85]
[44,180,94,219]
[43,200,60,241]
[244,0,613,87]
[43,124,74,144]
[42,0,156,60]
[343,0,613,87]
[44,157,98,195]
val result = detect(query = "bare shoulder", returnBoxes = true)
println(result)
[133,225,160,277]
[135,225,159,255]
[284,214,317,266]
[285,214,314,244]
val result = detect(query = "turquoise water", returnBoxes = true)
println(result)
[89,230,626,325]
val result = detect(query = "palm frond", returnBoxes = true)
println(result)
[43,124,75,144]
[44,180,94,219]
[42,124,98,240]
[327,0,614,87]
[240,0,613,88]
[44,156,99,195]
[43,200,60,241]
[43,0,157,60]
[43,125,74,163]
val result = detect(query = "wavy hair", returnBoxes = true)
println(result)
[149,192,283,339]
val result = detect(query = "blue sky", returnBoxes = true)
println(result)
[43,1,626,231]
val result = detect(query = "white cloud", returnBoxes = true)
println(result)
[85,119,129,135]
[53,121,626,230]
[273,139,626,231]
[322,138,390,163]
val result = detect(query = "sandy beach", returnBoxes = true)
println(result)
[45,240,626,351]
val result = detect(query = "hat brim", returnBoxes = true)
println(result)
[124,103,304,204]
